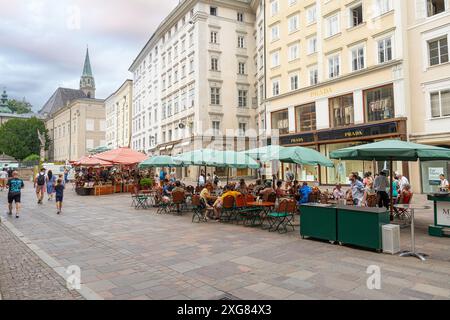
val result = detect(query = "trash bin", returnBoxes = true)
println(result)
[382,224,400,254]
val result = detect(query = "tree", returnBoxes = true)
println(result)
[7,98,33,114]
[0,118,50,161]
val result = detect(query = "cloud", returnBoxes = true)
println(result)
[0,0,179,110]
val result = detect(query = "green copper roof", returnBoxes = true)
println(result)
[0,106,12,114]
[82,47,93,77]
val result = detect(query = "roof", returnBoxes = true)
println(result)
[0,112,43,119]
[82,48,93,77]
[0,106,12,114]
[39,88,86,116]
[0,153,18,162]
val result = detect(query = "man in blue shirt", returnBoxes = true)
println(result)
[299,182,312,204]
[6,171,24,218]
[349,173,365,206]
[159,169,167,186]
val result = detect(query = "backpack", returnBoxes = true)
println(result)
[37,173,45,186]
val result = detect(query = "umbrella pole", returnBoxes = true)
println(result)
[390,159,394,219]
[227,167,229,185]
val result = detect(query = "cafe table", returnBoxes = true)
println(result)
[247,202,276,228]
[394,203,431,261]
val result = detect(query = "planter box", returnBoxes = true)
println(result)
[94,185,114,196]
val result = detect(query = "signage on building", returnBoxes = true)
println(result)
[436,201,450,227]
[317,121,398,142]
[310,87,333,98]
[280,133,315,145]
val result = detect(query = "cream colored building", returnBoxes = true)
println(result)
[105,79,133,149]
[407,0,450,193]
[263,0,410,185]
[40,48,106,162]
[130,0,258,178]
[45,99,106,161]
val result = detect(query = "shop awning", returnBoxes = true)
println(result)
[73,156,113,167]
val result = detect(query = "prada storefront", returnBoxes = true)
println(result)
[279,118,408,185]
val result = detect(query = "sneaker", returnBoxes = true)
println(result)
[15,214,19,219]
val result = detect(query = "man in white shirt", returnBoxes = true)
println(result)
[440,174,449,189]
[396,172,410,192]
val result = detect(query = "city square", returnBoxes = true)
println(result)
[1,0,450,304]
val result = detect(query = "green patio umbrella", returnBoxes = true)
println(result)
[330,140,450,214]
[138,155,184,169]
[174,149,217,166]
[245,145,334,167]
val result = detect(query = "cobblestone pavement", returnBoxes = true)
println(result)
[0,222,83,300]
[0,182,449,300]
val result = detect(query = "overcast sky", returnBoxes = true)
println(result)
[0,0,179,111]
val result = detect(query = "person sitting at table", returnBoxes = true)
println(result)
[212,185,241,220]
[171,181,185,194]
[258,181,275,201]
[275,180,286,198]
[162,179,171,196]
[299,182,312,205]
[333,184,345,200]
[200,183,215,220]
[235,179,248,195]
[289,180,299,195]
[398,183,413,205]
[253,179,265,196]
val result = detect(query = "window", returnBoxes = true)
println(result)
[330,94,354,127]
[86,139,94,150]
[211,31,218,44]
[308,36,317,54]
[271,25,280,41]
[238,62,245,75]
[238,90,248,107]
[430,89,450,118]
[378,37,393,63]
[428,37,449,66]
[211,57,219,71]
[375,0,392,16]
[307,5,317,24]
[309,66,318,85]
[238,123,246,137]
[272,79,280,96]
[328,55,340,78]
[288,43,299,61]
[351,45,365,71]
[237,12,244,22]
[86,119,94,131]
[210,87,220,105]
[427,0,446,17]
[295,103,316,132]
[350,4,363,27]
[212,121,220,135]
[271,51,280,68]
[210,7,217,16]
[290,74,299,91]
[364,85,395,122]
[288,15,299,33]
[238,36,245,48]
[271,0,279,16]
[326,14,340,37]
[271,110,289,135]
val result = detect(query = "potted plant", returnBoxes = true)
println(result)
[140,178,153,190]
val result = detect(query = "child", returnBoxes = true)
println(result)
[55,179,65,214]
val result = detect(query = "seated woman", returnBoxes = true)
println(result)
[212,185,241,220]
[200,183,215,220]
[235,179,248,195]
[258,181,275,201]
[275,180,286,198]
[398,184,413,204]
[332,184,345,200]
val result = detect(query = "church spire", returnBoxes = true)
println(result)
[80,46,96,99]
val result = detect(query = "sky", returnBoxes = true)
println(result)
[0,0,180,112]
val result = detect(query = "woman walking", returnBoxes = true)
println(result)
[46,170,57,201]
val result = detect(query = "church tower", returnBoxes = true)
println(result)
[80,47,96,99]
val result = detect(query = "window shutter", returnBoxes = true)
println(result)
[415,0,427,19]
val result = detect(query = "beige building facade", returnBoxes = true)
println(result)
[45,99,106,161]
[407,0,450,193]
[264,0,410,185]
[105,79,133,149]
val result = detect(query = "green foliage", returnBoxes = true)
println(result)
[140,178,153,188]
[0,118,50,160]
[7,99,33,114]
[23,154,40,161]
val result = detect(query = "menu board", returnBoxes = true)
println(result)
[436,201,450,227]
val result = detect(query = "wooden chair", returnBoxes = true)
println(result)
[220,195,235,222]
[266,199,289,232]
[171,191,186,214]
[191,195,208,223]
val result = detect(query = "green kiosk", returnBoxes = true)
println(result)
[427,194,450,237]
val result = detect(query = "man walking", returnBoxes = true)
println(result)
[6,171,24,218]
[349,173,365,206]
[34,168,46,204]
[374,171,389,209]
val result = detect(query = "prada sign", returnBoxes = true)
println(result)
[317,121,398,142]
[280,133,315,145]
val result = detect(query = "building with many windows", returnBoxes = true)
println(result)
[129,0,258,178]
[105,80,133,149]
[264,0,410,185]
[407,0,450,193]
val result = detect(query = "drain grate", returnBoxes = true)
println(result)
[216,292,241,300]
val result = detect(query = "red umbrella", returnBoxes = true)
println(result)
[94,147,148,165]
[73,156,113,167]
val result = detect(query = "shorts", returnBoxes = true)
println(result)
[0,178,6,188]
[36,185,45,193]
[56,195,63,202]
[8,193,21,204]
